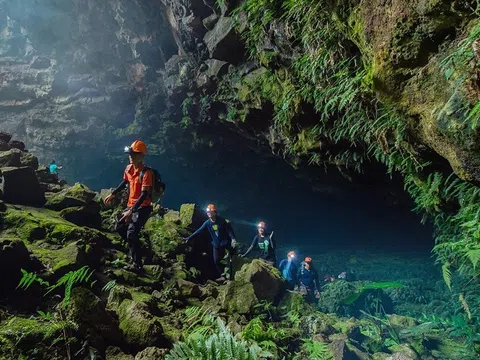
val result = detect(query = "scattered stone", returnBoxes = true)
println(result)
[203,16,244,64]
[203,13,219,30]
[107,285,133,311]
[205,59,229,78]
[105,346,134,360]
[117,299,169,350]
[45,183,97,210]
[144,217,184,257]
[1,166,46,206]
[387,344,420,360]
[177,279,201,298]
[67,287,122,352]
[135,347,168,360]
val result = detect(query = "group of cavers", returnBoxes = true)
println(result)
[89,140,327,304]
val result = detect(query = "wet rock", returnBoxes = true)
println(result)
[219,259,284,314]
[67,287,122,353]
[205,59,229,78]
[45,183,97,210]
[9,140,26,151]
[105,346,134,360]
[135,347,168,360]
[328,337,348,359]
[203,13,219,30]
[1,166,45,206]
[203,16,244,65]
[117,299,169,350]
[0,148,38,169]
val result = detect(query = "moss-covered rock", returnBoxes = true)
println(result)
[134,346,167,360]
[117,299,169,350]
[0,237,33,294]
[45,183,97,211]
[59,204,102,229]
[143,216,184,258]
[317,280,358,314]
[0,316,66,360]
[219,259,285,314]
[67,287,122,352]
[105,346,134,360]
[179,203,206,229]
[2,166,45,206]
[107,285,133,311]
[163,210,181,224]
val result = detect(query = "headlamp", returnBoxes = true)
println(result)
[124,146,131,154]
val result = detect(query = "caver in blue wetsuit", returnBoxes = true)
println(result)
[278,251,298,290]
[184,204,236,281]
[298,257,320,303]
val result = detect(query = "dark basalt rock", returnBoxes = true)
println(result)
[1,166,46,206]
[203,16,245,65]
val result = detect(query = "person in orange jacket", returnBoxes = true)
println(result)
[105,140,153,271]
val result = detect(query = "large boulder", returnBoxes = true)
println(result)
[179,203,206,229]
[1,167,46,206]
[0,149,38,169]
[45,183,97,210]
[203,16,245,65]
[143,217,184,258]
[67,287,122,353]
[35,166,59,184]
[0,237,33,294]
[218,259,285,314]
[117,299,169,350]
[205,59,229,78]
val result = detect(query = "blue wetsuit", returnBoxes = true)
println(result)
[298,261,320,303]
[278,259,298,289]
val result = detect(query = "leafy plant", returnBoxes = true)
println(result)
[102,280,117,293]
[293,339,333,360]
[167,318,273,360]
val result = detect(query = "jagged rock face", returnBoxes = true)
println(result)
[0,0,177,161]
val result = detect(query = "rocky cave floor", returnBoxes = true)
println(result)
[0,135,479,360]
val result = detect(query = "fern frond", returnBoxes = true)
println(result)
[442,262,452,290]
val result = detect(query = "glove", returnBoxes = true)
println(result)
[183,237,190,243]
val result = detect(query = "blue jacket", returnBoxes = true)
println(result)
[298,262,320,291]
[186,216,235,248]
[279,259,297,283]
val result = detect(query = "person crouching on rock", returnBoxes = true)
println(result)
[239,221,276,266]
[104,140,153,272]
[184,204,236,282]
[278,251,298,290]
[298,257,321,304]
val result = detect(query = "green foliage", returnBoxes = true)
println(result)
[241,317,292,356]
[293,339,333,360]
[17,268,50,290]
[442,263,452,290]
[17,266,95,307]
[102,280,117,293]
[182,306,218,340]
[166,318,272,360]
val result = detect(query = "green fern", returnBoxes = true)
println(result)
[16,269,50,290]
[465,248,480,269]
[442,262,452,290]
[294,339,334,360]
[102,280,117,292]
[167,318,272,360]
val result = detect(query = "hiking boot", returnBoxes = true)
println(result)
[215,276,226,283]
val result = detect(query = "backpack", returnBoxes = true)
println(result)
[140,165,166,200]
